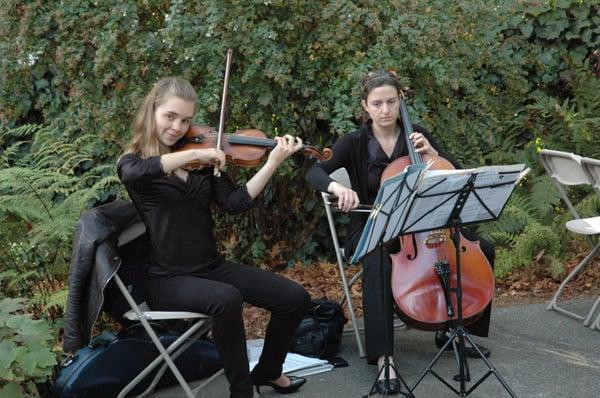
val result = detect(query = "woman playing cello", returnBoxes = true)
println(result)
[305,70,494,395]
[117,76,310,398]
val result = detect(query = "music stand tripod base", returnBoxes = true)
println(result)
[352,163,524,397]
[351,168,425,398]
[407,171,520,397]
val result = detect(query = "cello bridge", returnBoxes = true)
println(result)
[424,230,447,248]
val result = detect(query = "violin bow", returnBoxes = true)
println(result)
[214,48,234,177]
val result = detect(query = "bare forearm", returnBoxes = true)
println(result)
[159,148,225,174]
[245,135,304,199]
[245,158,279,199]
[159,150,198,173]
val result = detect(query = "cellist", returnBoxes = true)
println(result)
[305,69,494,395]
[117,76,310,398]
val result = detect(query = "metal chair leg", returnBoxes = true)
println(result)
[324,191,366,358]
[547,243,600,325]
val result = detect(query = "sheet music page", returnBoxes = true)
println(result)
[401,170,472,232]
[460,164,525,223]
[349,163,524,261]
[424,168,475,178]
[350,163,425,263]
[381,164,425,242]
[247,339,330,375]
[401,164,525,232]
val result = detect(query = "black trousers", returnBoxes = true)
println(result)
[361,237,495,365]
[146,260,310,398]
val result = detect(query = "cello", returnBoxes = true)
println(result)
[381,97,495,331]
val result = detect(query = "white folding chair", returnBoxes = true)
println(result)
[579,156,600,331]
[539,149,600,330]
[112,221,224,398]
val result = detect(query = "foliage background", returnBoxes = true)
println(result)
[1,0,600,395]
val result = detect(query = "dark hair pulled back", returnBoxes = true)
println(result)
[360,70,403,123]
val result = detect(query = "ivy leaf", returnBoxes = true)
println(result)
[0,383,26,398]
[0,340,17,370]
[20,342,57,373]
[519,22,534,38]
[0,298,26,315]
[34,79,49,90]
[536,11,570,40]
[5,314,28,330]
[24,321,53,344]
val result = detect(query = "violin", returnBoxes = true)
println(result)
[382,98,494,331]
[173,49,331,171]
[172,124,332,170]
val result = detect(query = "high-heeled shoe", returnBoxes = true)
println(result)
[435,331,491,358]
[252,374,306,394]
[375,378,402,395]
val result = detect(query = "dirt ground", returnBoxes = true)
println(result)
[242,255,600,339]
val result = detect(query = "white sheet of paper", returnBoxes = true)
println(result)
[247,339,333,376]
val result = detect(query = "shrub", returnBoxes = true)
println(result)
[0,295,57,398]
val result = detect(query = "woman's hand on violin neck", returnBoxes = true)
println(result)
[195,148,226,171]
[328,182,360,212]
[410,132,438,157]
[267,135,304,167]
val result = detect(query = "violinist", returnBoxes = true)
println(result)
[305,70,494,395]
[117,76,310,398]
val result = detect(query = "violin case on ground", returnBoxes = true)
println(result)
[52,329,222,398]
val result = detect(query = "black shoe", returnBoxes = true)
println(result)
[375,378,402,395]
[435,331,491,358]
[252,374,306,394]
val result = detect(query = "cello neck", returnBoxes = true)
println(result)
[399,98,422,164]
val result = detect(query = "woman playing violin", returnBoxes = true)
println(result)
[117,76,310,398]
[305,70,494,395]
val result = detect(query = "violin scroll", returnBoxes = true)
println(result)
[303,145,332,162]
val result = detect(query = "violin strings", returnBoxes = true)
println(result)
[226,134,276,147]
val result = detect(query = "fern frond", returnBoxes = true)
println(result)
[29,217,79,248]
[0,195,48,221]
[525,175,562,219]
[43,288,68,312]
[0,124,42,139]
[575,193,600,219]
[5,270,40,290]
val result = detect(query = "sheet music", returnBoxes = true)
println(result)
[402,164,525,233]
[350,163,426,264]
[380,164,425,242]
[350,163,526,262]
[459,164,525,223]
[287,363,334,377]
[400,169,474,233]
[247,339,333,376]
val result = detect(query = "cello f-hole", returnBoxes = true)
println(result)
[406,235,418,260]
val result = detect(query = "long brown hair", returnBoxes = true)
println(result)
[125,77,198,158]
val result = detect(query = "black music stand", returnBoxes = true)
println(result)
[393,164,527,397]
[350,163,430,398]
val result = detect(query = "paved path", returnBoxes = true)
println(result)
[152,299,600,397]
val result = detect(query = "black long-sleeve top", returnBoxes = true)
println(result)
[305,121,460,252]
[117,154,255,277]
